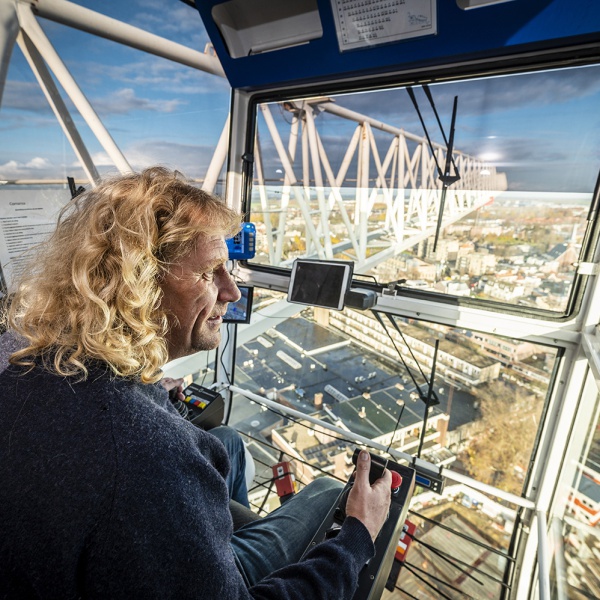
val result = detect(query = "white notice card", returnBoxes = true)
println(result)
[0,189,68,293]
[330,0,436,52]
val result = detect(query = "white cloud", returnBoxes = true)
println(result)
[0,160,20,172]
[84,57,228,93]
[92,88,185,116]
[132,0,205,39]
[0,158,56,179]
[89,152,115,167]
[2,81,51,112]
[121,139,221,179]
[26,157,52,169]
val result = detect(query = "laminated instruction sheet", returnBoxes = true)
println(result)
[0,189,67,294]
[330,0,436,51]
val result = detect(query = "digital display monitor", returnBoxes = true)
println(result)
[287,259,353,311]
[223,285,254,323]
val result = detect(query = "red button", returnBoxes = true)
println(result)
[391,471,402,491]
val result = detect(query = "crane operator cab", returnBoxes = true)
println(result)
[2,0,600,598]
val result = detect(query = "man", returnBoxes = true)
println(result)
[0,167,391,599]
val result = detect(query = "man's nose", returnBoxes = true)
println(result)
[220,275,241,302]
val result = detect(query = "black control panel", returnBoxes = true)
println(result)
[172,383,224,431]
[302,449,415,600]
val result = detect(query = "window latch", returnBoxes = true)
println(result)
[576,262,600,276]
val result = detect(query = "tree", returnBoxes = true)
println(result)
[465,380,540,495]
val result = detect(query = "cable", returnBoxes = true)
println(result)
[393,588,421,600]
[402,563,454,600]
[385,401,405,457]
[247,477,278,494]
[219,326,238,424]
[352,273,379,285]
[407,532,508,588]
[383,313,439,405]
[405,531,484,587]
[408,509,514,562]
[200,351,211,386]
[421,84,460,181]
[258,451,283,513]
[405,86,460,253]
[255,402,362,449]
[219,326,232,385]
[406,87,443,179]
[404,561,478,600]
[238,430,347,483]
[416,339,438,459]
[371,310,426,399]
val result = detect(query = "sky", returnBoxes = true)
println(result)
[255,63,600,196]
[0,0,231,182]
[0,0,599,194]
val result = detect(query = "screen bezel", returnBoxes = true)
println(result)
[223,284,254,323]
[287,259,354,311]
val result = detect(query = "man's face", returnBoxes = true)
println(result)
[159,234,241,361]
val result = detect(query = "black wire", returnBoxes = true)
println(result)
[385,401,405,456]
[200,351,211,386]
[409,532,508,588]
[256,402,363,450]
[258,451,283,513]
[219,326,237,424]
[405,561,478,600]
[384,313,439,405]
[431,95,459,253]
[352,273,379,285]
[407,531,484,587]
[371,310,424,399]
[406,87,444,179]
[239,430,347,483]
[248,498,274,516]
[220,326,232,384]
[422,84,460,180]
[403,563,454,600]
[247,477,278,494]
[247,477,277,493]
[565,584,600,600]
[408,509,514,562]
[416,339,438,459]
[392,587,421,600]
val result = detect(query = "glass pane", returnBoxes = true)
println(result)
[251,64,600,314]
[549,381,600,599]
[226,292,560,597]
[0,3,230,292]
[0,2,229,185]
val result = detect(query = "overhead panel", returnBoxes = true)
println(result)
[197,0,600,90]
[211,0,323,58]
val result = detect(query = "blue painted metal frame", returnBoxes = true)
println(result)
[197,0,600,90]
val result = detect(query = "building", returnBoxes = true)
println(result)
[325,309,501,389]
[570,471,600,527]
[470,331,545,364]
[271,394,452,485]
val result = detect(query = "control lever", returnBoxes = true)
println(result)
[333,456,403,525]
[302,448,416,600]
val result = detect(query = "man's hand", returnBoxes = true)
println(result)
[160,377,185,402]
[344,451,392,542]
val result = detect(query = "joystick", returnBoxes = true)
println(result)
[301,449,415,600]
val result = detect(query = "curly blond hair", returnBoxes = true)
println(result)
[6,166,242,383]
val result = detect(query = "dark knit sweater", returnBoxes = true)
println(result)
[0,332,374,599]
